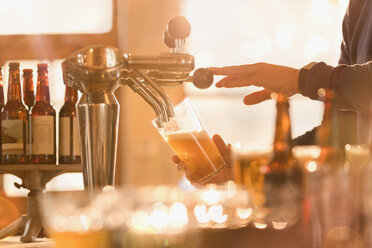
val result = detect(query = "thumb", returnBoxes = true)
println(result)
[243,89,272,105]
[212,134,229,156]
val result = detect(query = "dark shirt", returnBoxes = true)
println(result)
[298,0,372,113]
[294,0,372,145]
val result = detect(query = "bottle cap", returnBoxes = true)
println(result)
[271,93,289,102]
[23,69,33,74]
[9,62,20,69]
[37,63,48,69]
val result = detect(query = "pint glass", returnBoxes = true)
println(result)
[154,98,226,183]
[233,145,273,206]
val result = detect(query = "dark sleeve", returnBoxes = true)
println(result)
[293,126,317,146]
[338,9,350,65]
[293,110,358,147]
[298,61,372,112]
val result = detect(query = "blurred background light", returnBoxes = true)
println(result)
[0,0,112,35]
[182,0,347,145]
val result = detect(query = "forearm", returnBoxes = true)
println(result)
[299,61,372,112]
[292,126,317,146]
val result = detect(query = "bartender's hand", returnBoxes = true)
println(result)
[209,63,300,105]
[172,134,234,185]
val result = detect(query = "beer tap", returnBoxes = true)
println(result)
[166,16,191,54]
[62,16,215,192]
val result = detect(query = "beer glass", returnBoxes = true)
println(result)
[40,188,201,248]
[293,145,367,248]
[153,98,226,183]
[40,191,117,248]
[233,145,276,228]
[233,144,273,206]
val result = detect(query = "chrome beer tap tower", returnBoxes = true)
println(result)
[62,16,214,192]
[0,16,213,243]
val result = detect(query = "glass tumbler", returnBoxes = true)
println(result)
[153,98,226,183]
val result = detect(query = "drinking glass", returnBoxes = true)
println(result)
[233,144,273,207]
[293,145,368,248]
[40,188,197,248]
[40,191,120,248]
[233,144,302,230]
[153,98,226,183]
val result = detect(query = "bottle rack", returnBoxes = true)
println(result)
[0,163,82,243]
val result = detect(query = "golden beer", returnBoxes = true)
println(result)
[165,130,225,183]
[50,230,111,248]
[233,148,272,206]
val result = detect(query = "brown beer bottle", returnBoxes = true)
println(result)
[30,63,56,164]
[262,93,302,224]
[23,69,34,157]
[0,67,5,164]
[316,89,344,171]
[0,67,4,110]
[22,69,35,111]
[59,85,81,164]
[2,63,29,164]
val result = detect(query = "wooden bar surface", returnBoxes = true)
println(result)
[0,236,53,248]
[0,164,82,174]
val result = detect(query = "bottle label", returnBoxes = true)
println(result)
[2,119,28,155]
[59,117,80,156]
[31,116,55,155]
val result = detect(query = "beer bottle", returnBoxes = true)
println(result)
[30,63,56,164]
[315,89,344,171]
[0,67,4,110]
[262,93,302,225]
[22,69,35,111]
[0,67,4,164]
[59,85,81,164]
[23,69,34,157]
[2,63,29,164]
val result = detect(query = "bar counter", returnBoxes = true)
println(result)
[0,236,53,248]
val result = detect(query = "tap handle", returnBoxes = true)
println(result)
[192,68,214,89]
[163,31,176,49]
[166,16,191,40]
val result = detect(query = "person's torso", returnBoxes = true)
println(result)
[344,0,372,64]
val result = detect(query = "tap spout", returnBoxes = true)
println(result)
[133,70,174,118]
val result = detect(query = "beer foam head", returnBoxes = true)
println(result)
[165,129,209,140]
[233,144,273,159]
[292,145,321,166]
[292,146,321,159]
[162,117,180,132]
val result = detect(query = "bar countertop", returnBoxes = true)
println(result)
[0,237,53,248]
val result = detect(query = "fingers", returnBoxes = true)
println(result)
[212,135,229,156]
[215,76,238,88]
[243,89,272,105]
[172,155,186,171]
[215,76,253,88]
[177,162,186,171]
[209,65,254,77]
[211,63,300,96]
[172,155,180,163]
[203,166,234,184]
[209,66,241,76]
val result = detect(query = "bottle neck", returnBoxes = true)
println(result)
[23,72,34,93]
[317,95,334,148]
[317,90,344,160]
[36,68,50,103]
[0,70,4,108]
[23,72,35,108]
[64,86,78,103]
[273,96,292,156]
[7,67,22,102]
